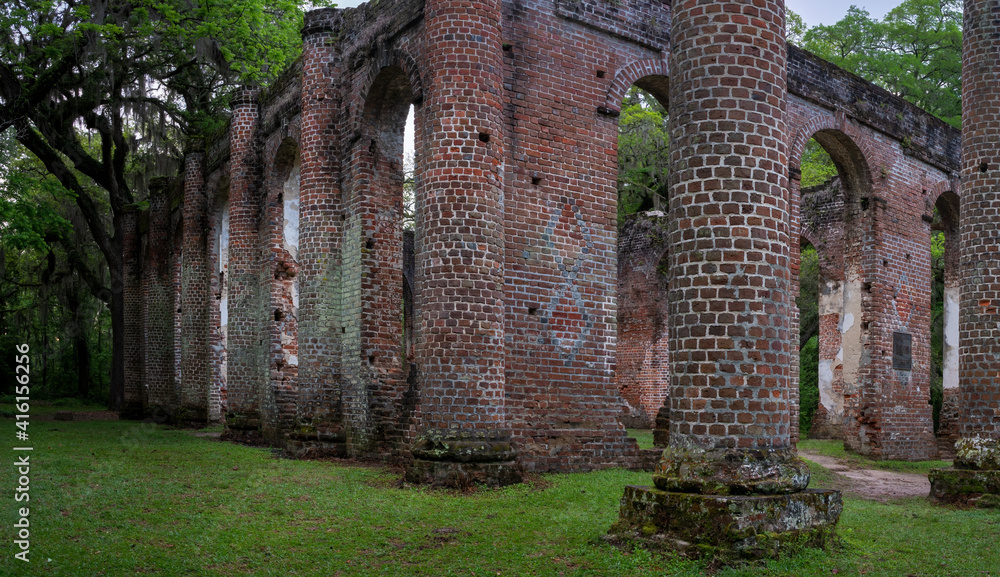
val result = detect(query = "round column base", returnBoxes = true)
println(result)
[654,446,810,495]
[404,429,523,488]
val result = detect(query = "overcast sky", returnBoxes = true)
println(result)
[330,1,904,27]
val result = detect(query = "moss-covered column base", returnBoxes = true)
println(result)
[286,419,347,458]
[608,486,843,559]
[221,411,264,444]
[929,469,1000,508]
[403,429,523,488]
[929,436,1000,508]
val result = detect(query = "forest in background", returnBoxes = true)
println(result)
[1,1,960,432]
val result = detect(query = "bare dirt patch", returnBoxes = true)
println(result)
[800,449,930,501]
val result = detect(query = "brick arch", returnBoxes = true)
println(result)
[348,46,424,139]
[603,57,669,112]
[265,137,300,204]
[928,177,961,205]
[788,113,880,192]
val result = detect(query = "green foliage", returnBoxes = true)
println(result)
[617,87,669,222]
[800,139,838,189]
[930,227,946,431]
[801,0,962,127]
[799,335,819,437]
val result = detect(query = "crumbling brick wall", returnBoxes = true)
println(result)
[616,212,670,429]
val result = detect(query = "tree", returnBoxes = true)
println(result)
[801,0,962,127]
[617,87,669,222]
[0,0,323,408]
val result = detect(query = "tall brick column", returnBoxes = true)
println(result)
[121,206,146,419]
[224,87,264,437]
[403,0,520,487]
[177,143,212,425]
[288,9,347,458]
[611,0,840,556]
[930,0,1000,506]
[143,178,176,418]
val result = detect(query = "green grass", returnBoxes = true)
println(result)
[626,429,655,450]
[799,439,953,475]
[0,400,110,417]
[1,419,997,576]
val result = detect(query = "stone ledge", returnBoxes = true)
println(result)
[608,486,842,559]
[929,468,1000,508]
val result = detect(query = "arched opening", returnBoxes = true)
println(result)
[342,64,418,452]
[262,139,301,434]
[931,190,960,445]
[614,78,670,445]
[793,133,871,446]
[208,180,230,422]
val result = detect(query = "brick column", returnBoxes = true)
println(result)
[658,0,804,488]
[612,0,841,556]
[224,87,264,436]
[288,9,347,457]
[143,177,176,419]
[178,143,212,425]
[930,0,1000,505]
[404,0,520,487]
[121,207,145,419]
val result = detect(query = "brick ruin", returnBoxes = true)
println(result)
[119,0,988,480]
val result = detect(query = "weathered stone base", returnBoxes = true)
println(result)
[929,468,1000,508]
[608,486,842,559]
[404,458,522,488]
[404,428,523,488]
[286,438,348,459]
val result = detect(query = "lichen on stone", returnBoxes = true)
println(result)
[954,436,1000,471]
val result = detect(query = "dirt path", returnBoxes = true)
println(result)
[799,449,931,501]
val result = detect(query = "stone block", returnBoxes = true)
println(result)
[608,485,842,559]
[929,468,1000,508]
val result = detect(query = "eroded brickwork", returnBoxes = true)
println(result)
[616,212,670,429]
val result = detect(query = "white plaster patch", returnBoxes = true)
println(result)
[283,161,300,261]
[943,284,960,390]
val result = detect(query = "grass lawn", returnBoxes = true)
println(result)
[1,418,998,576]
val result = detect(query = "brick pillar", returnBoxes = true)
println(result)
[143,177,176,418]
[178,143,212,425]
[224,87,263,435]
[121,207,145,419]
[612,1,841,554]
[404,0,520,487]
[657,0,806,489]
[930,0,1000,504]
[288,9,347,457]
[957,3,1000,437]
